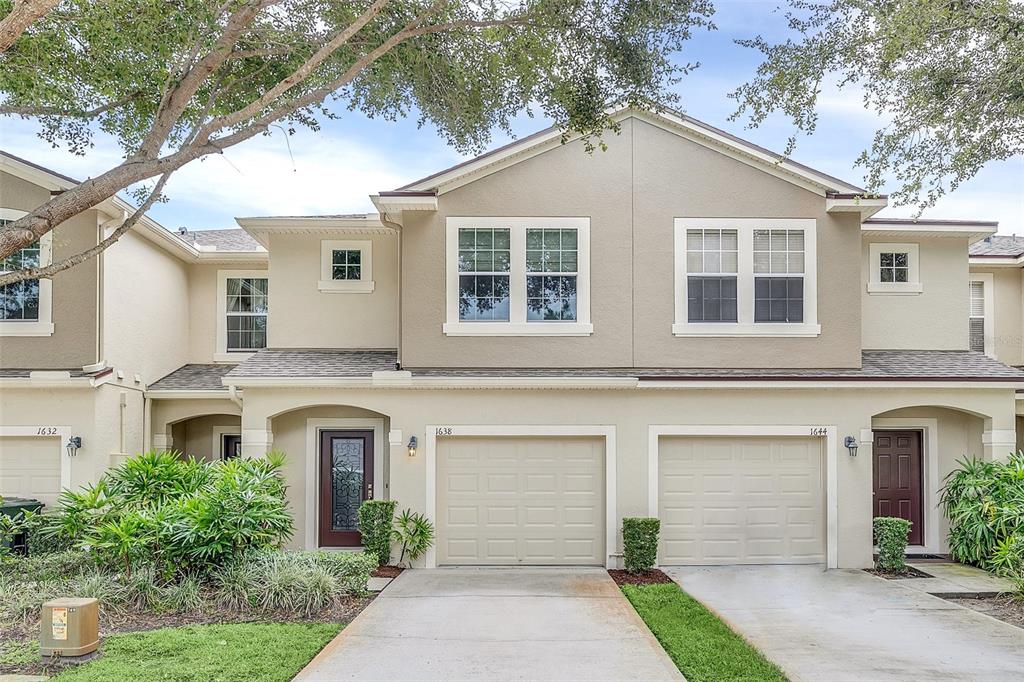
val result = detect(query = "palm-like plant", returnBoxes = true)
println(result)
[393,509,435,567]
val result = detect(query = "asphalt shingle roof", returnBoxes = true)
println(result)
[175,229,263,252]
[206,349,1024,382]
[970,235,1024,258]
[0,368,97,378]
[148,364,236,391]
[226,349,399,378]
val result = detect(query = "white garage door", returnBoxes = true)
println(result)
[437,436,605,566]
[659,436,825,565]
[0,436,62,508]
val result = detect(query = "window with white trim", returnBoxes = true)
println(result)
[867,243,921,294]
[445,218,591,336]
[319,240,373,293]
[673,218,819,337]
[215,270,268,361]
[969,279,988,354]
[0,209,53,337]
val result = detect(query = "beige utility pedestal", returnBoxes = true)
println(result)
[40,597,99,658]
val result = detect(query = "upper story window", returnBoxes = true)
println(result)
[215,270,268,362]
[673,218,819,337]
[445,217,591,336]
[319,240,374,293]
[867,243,922,295]
[969,275,994,357]
[0,210,54,337]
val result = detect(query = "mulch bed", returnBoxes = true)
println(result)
[864,566,933,580]
[0,596,373,677]
[947,594,1024,630]
[371,565,405,579]
[608,569,674,586]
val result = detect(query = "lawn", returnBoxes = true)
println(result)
[51,622,341,682]
[622,582,787,682]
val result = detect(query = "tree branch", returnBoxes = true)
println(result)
[0,173,172,286]
[0,0,58,53]
[0,91,142,118]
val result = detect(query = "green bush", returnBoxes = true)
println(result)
[358,500,397,566]
[38,450,294,576]
[622,517,660,573]
[393,509,434,567]
[941,454,1024,580]
[873,517,910,572]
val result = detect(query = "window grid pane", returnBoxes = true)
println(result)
[687,276,737,322]
[459,274,510,321]
[458,228,510,273]
[754,277,804,323]
[458,228,511,321]
[879,252,909,283]
[331,250,362,280]
[527,275,577,321]
[0,279,40,320]
[526,228,578,274]
[686,229,738,274]
[753,229,804,274]
[226,277,268,351]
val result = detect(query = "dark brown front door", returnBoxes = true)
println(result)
[319,430,374,547]
[872,430,923,545]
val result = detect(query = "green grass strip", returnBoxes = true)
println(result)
[53,622,342,682]
[622,583,787,682]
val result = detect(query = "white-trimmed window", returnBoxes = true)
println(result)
[673,218,819,337]
[969,275,994,357]
[0,208,53,337]
[318,240,374,293]
[215,270,268,362]
[867,243,921,294]
[444,217,591,336]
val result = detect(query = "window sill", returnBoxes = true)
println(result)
[0,321,54,337]
[213,352,256,363]
[318,280,375,294]
[672,322,821,338]
[443,322,594,337]
[866,282,923,295]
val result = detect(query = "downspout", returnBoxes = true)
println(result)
[378,212,404,369]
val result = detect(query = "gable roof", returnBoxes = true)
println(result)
[176,228,263,252]
[397,105,870,198]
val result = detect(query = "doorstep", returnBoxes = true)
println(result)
[900,560,1017,597]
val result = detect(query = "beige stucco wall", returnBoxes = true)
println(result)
[0,170,99,369]
[862,237,970,350]
[167,413,241,461]
[187,262,267,363]
[0,380,146,496]
[971,266,1023,366]
[150,397,242,448]
[238,384,1016,568]
[102,229,191,383]
[267,232,398,349]
[400,116,863,369]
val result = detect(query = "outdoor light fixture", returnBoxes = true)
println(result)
[407,436,418,457]
[843,436,858,457]
[65,436,82,457]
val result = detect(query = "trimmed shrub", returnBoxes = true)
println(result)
[623,517,660,573]
[874,517,911,572]
[393,508,434,567]
[941,454,1024,580]
[358,500,397,566]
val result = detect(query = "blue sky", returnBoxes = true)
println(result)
[2,1,1021,233]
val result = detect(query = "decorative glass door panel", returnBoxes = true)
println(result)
[319,430,373,546]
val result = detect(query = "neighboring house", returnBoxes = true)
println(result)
[2,107,1021,571]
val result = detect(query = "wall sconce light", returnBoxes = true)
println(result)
[407,436,418,457]
[843,436,859,457]
[66,436,82,457]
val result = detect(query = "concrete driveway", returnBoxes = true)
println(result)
[665,565,1024,682]
[296,568,681,681]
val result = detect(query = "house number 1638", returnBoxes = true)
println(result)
[435,427,453,436]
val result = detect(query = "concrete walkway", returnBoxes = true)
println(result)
[665,565,1024,682]
[296,568,681,681]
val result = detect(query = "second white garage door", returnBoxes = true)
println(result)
[659,436,825,565]
[437,436,605,566]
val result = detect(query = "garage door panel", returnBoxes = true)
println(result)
[0,436,62,508]
[659,436,825,565]
[437,436,604,566]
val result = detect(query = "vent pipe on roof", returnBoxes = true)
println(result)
[177,226,188,236]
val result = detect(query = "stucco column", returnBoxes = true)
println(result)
[152,430,171,452]
[983,428,1016,462]
[241,402,273,458]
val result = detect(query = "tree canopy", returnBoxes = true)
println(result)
[731,0,1024,210]
[0,0,714,277]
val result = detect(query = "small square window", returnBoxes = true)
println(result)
[319,241,374,293]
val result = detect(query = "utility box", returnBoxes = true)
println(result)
[40,597,99,658]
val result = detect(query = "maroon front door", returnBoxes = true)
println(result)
[872,430,923,545]
[319,430,374,547]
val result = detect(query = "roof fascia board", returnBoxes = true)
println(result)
[863,223,997,244]
[969,256,1023,267]
[826,197,888,218]
[370,194,438,213]
[145,389,232,399]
